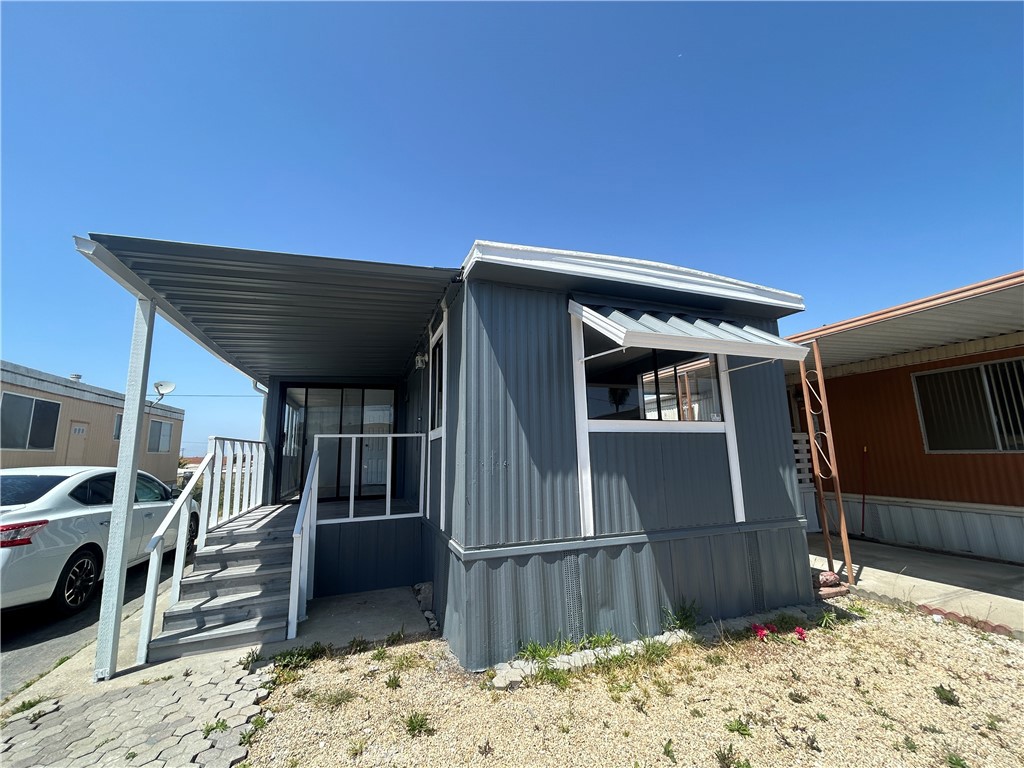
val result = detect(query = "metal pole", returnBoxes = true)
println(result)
[95,297,154,682]
[799,354,836,572]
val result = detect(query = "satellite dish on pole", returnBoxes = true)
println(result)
[153,381,176,404]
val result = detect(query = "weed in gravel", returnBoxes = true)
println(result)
[478,738,494,756]
[202,719,228,738]
[346,636,370,654]
[390,652,423,672]
[663,599,701,632]
[690,708,705,718]
[805,734,822,752]
[869,705,895,720]
[652,676,673,697]
[922,724,945,734]
[274,642,333,669]
[347,738,367,758]
[818,610,839,630]
[639,637,671,665]
[386,673,401,689]
[986,714,1005,731]
[405,711,435,737]
[531,663,572,690]
[788,691,810,704]
[934,684,961,707]
[714,743,751,768]
[583,630,620,649]
[902,736,918,752]
[847,600,870,617]
[386,625,406,645]
[662,738,677,764]
[8,696,46,715]
[707,653,726,667]
[182,668,193,677]
[725,717,752,737]
[371,646,389,662]
[629,689,650,715]
[815,712,828,722]
[27,711,44,724]
[238,648,263,670]
[945,753,969,768]
[238,714,267,746]
[321,688,357,708]
[770,612,802,632]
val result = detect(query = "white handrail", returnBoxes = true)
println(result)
[288,448,319,639]
[136,453,211,664]
[137,436,267,664]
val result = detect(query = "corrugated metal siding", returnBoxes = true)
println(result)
[461,281,582,547]
[450,523,812,670]
[427,448,442,527]
[727,353,801,523]
[821,347,1024,507]
[589,433,733,535]
[313,517,424,596]
[821,495,1024,564]
[444,292,463,539]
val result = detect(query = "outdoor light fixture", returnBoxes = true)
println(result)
[415,354,428,370]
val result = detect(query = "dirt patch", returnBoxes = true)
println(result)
[245,596,1022,767]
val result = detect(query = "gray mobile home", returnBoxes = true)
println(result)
[78,235,813,672]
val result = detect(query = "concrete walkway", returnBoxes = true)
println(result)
[807,533,1024,639]
[0,586,427,767]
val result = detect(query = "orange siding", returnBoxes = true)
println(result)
[821,347,1024,507]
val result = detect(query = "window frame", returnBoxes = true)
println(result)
[113,413,123,440]
[428,319,446,441]
[912,357,1024,454]
[147,418,173,453]
[0,392,61,451]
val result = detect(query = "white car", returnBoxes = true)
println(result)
[0,466,199,614]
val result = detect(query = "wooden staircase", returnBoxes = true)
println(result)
[147,505,297,662]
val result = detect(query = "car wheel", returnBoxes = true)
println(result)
[186,513,199,557]
[53,549,100,614]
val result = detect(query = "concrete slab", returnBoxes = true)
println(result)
[261,587,430,656]
[808,533,1024,639]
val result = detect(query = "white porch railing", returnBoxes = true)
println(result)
[286,433,426,639]
[137,436,267,664]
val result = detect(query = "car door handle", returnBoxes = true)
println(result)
[100,521,110,527]
[144,512,155,518]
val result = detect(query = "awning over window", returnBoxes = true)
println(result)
[569,300,809,362]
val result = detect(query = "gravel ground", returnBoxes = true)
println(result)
[245,596,1022,768]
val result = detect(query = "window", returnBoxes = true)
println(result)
[113,413,123,440]
[0,393,61,450]
[70,474,116,506]
[135,474,169,502]
[147,419,172,453]
[914,358,1023,452]
[582,323,723,422]
[430,336,444,432]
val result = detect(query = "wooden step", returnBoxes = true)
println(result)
[192,539,293,569]
[179,563,292,598]
[147,616,288,662]
[161,588,290,632]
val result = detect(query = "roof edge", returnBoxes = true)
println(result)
[787,270,1024,344]
[462,240,806,313]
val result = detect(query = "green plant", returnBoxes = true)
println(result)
[8,696,46,715]
[788,691,809,704]
[532,664,572,690]
[386,625,406,645]
[662,599,700,632]
[847,600,870,617]
[902,735,918,752]
[818,610,839,630]
[53,655,71,669]
[934,684,961,707]
[346,636,371,654]
[202,719,229,738]
[769,613,802,632]
[652,677,673,697]
[946,753,969,768]
[725,717,752,737]
[478,737,494,756]
[386,672,401,689]
[629,691,649,715]
[690,708,705,718]
[347,738,367,758]
[371,646,389,662]
[816,712,828,722]
[274,642,333,669]
[321,688,357,708]
[986,714,1005,731]
[639,637,671,665]
[405,711,435,737]
[714,743,750,768]
[238,714,267,746]
[922,724,944,734]
[582,630,620,649]
[707,653,726,667]
[238,648,263,671]
[662,738,677,764]
[806,734,822,752]
[183,668,193,677]
[390,652,422,672]
[125,751,138,761]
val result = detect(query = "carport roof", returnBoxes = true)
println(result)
[75,234,459,384]
[785,271,1024,373]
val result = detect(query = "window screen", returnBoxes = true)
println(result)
[147,420,172,452]
[0,393,60,450]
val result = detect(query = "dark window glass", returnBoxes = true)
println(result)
[90,475,116,505]
[916,367,997,450]
[985,359,1024,451]
[135,474,167,502]
[1,393,33,449]
[113,414,123,440]
[430,338,444,431]
[28,400,60,450]
[0,475,68,505]
[147,420,172,453]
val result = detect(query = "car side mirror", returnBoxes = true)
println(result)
[170,488,183,498]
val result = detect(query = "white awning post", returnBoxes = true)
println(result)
[94,297,155,682]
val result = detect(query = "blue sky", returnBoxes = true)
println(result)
[3,2,1021,455]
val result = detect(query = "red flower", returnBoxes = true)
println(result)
[765,623,778,634]
[794,627,807,641]
[752,623,769,641]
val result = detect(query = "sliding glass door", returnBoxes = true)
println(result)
[279,386,394,501]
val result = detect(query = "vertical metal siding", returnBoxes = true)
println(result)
[445,292,464,539]
[589,433,734,535]
[462,281,582,547]
[727,353,801,523]
[313,518,423,596]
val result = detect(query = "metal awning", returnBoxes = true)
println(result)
[569,300,809,361]
[75,234,460,384]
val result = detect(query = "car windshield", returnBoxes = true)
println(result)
[0,475,69,506]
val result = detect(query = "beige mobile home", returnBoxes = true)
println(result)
[0,361,184,484]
